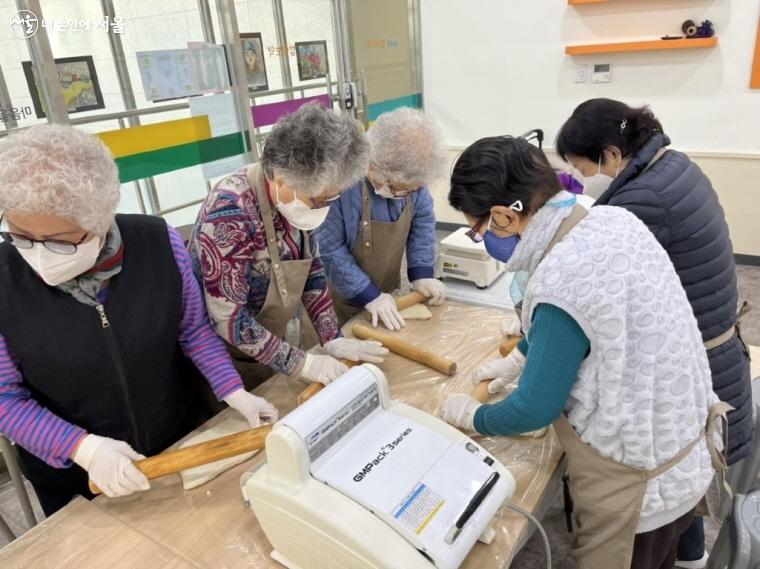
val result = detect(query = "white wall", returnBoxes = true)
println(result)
[421,0,760,256]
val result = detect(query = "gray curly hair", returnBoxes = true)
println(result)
[368,107,447,186]
[0,124,120,235]
[261,103,368,196]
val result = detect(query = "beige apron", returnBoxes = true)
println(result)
[527,203,733,567]
[556,402,732,569]
[224,164,314,390]
[330,180,414,325]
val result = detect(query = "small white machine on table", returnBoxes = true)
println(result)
[436,227,505,289]
[243,365,515,569]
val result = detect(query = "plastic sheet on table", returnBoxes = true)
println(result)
[22,301,561,569]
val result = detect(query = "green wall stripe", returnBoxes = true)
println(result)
[114,132,245,183]
[367,93,422,122]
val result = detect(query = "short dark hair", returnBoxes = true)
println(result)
[449,136,562,219]
[556,98,663,164]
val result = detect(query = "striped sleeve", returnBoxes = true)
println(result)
[303,232,342,344]
[0,333,87,467]
[168,225,245,399]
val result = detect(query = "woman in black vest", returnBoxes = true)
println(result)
[0,124,278,516]
[557,98,751,569]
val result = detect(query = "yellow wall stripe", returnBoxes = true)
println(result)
[97,116,212,159]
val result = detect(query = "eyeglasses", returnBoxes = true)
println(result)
[0,215,89,255]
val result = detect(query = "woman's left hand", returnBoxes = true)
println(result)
[412,278,447,305]
[324,338,389,363]
[440,394,481,431]
[223,389,279,428]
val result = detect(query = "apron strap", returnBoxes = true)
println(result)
[359,180,373,252]
[247,164,292,307]
[545,204,588,256]
[706,401,735,502]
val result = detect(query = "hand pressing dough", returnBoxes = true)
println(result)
[179,416,260,490]
[399,303,432,320]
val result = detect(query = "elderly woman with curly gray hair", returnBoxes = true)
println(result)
[0,124,279,515]
[188,103,387,390]
[315,107,448,329]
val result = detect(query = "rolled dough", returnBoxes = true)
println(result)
[399,303,433,320]
[179,416,260,490]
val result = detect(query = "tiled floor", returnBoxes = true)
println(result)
[1,264,758,568]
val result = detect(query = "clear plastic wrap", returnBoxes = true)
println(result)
[2,301,563,569]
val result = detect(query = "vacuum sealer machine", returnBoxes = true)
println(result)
[241,365,515,569]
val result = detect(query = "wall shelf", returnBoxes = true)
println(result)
[565,37,718,56]
[568,0,609,4]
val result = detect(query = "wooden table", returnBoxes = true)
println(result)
[1,302,564,569]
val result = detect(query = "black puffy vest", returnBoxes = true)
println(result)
[0,214,205,471]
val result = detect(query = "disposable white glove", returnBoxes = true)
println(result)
[440,394,481,431]
[500,314,522,338]
[73,434,150,498]
[324,337,389,363]
[365,292,405,330]
[412,278,447,306]
[299,353,349,385]
[471,349,527,395]
[223,388,279,428]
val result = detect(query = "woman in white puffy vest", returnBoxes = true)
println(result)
[440,136,729,569]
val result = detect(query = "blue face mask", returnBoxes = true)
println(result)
[483,227,520,263]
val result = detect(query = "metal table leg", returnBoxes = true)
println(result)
[0,436,37,528]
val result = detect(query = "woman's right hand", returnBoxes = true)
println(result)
[300,353,349,385]
[73,434,150,497]
[471,349,527,394]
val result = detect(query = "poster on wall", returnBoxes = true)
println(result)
[22,56,105,119]
[295,40,329,81]
[189,93,246,179]
[240,33,269,92]
[136,49,196,102]
[187,42,231,94]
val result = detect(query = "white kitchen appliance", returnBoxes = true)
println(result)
[436,227,505,288]
[242,365,515,569]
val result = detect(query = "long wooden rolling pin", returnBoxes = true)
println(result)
[364,291,427,320]
[474,335,523,403]
[351,323,457,376]
[296,359,359,405]
[88,424,273,495]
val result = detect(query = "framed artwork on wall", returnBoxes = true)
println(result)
[22,55,105,118]
[295,40,329,81]
[240,32,269,92]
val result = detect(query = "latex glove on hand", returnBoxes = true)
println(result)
[300,353,349,385]
[440,394,481,431]
[324,337,389,363]
[471,349,526,395]
[412,278,447,306]
[73,434,150,498]
[365,292,405,330]
[223,388,279,428]
[500,314,522,338]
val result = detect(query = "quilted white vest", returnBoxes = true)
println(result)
[506,194,718,532]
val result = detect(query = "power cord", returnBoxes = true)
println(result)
[505,502,552,569]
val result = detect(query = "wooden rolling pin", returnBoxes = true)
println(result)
[352,323,457,376]
[474,335,523,403]
[296,359,359,405]
[499,335,522,357]
[364,291,427,320]
[88,424,273,495]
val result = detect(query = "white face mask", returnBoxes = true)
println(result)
[17,236,103,286]
[274,185,330,231]
[374,184,399,200]
[582,155,618,199]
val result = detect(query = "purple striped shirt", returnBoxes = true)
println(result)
[0,225,244,468]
